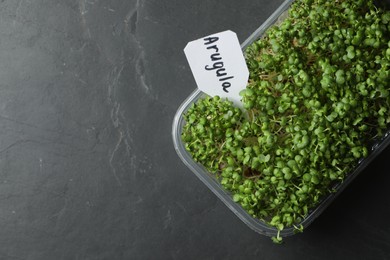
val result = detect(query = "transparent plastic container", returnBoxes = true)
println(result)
[172,0,390,237]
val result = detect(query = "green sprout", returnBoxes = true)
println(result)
[182,0,390,243]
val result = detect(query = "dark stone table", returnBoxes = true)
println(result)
[0,0,389,259]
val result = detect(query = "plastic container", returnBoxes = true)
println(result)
[172,0,390,237]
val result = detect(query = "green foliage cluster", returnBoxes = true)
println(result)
[182,0,390,241]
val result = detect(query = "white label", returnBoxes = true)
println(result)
[184,30,249,107]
